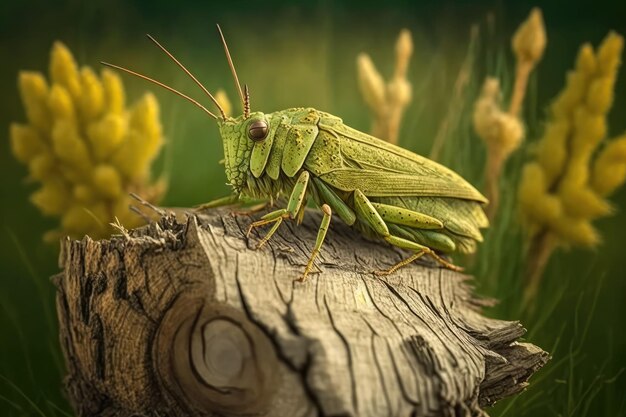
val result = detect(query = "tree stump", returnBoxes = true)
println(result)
[55,207,548,417]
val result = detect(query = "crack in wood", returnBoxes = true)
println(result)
[90,314,105,381]
[323,294,358,414]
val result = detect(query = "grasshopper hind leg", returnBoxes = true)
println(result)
[352,189,462,275]
[375,235,463,276]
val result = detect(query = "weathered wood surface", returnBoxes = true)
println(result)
[55,207,548,417]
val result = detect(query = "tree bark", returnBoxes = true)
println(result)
[54,207,548,417]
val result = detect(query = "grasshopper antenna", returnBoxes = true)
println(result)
[146,34,227,119]
[100,61,218,119]
[243,84,250,118]
[216,24,246,113]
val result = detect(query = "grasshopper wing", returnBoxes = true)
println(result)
[306,121,487,203]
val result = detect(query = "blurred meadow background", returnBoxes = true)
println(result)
[1,0,625,415]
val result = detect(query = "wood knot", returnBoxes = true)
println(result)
[154,290,278,415]
[199,319,251,386]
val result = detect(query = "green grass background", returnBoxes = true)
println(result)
[0,0,625,415]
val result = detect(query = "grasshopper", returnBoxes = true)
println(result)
[103,26,488,281]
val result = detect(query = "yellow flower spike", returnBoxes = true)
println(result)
[117,94,163,179]
[73,184,96,203]
[92,165,123,199]
[552,217,600,247]
[562,155,591,185]
[552,72,589,118]
[59,166,89,185]
[30,179,71,216]
[61,204,107,236]
[112,130,145,180]
[48,84,75,120]
[112,196,143,229]
[50,41,81,98]
[59,206,90,234]
[9,123,46,164]
[215,89,232,117]
[87,113,126,161]
[586,76,616,115]
[28,154,56,181]
[130,92,157,129]
[51,120,92,175]
[87,203,111,234]
[536,121,569,185]
[596,32,624,76]
[101,69,125,114]
[520,31,625,302]
[518,163,562,225]
[130,93,162,147]
[559,182,612,218]
[79,67,105,120]
[592,136,626,196]
[18,72,51,132]
[587,34,623,113]
[11,41,166,241]
[571,107,606,152]
[576,43,596,75]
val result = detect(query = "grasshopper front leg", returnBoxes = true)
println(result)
[246,171,310,247]
[195,194,270,215]
[195,194,240,210]
[247,171,333,281]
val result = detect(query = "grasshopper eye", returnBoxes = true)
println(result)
[248,120,268,141]
[247,119,269,141]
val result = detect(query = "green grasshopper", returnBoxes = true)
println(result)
[103,26,488,281]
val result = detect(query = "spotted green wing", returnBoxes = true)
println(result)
[304,118,488,203]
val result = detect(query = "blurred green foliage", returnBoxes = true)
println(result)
[0,0,625,416]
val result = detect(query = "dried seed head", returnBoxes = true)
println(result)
[394,29,413,78]
[474,78,524,158]
[512,8,547,66]
[357,29,414,144]
[357,53,386,113]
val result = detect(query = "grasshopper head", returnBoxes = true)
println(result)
[217,111,269,191]
[102,25,262,193]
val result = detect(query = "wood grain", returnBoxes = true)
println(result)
[55,207,548,416]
